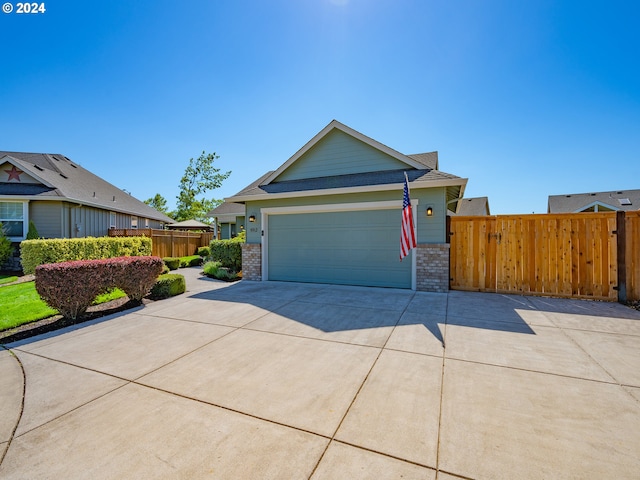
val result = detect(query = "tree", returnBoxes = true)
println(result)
[173,151,231,222]
[144,194,169,214]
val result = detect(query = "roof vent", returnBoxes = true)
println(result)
[34,164,44,171]
[70,164,77,168]
[590,193,596,196]
[112,196,116,202]
[618,198,632,206]
[60,173,68,179]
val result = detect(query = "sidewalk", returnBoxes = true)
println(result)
[1,268,640,479]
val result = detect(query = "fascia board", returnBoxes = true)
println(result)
[226,177,468,203]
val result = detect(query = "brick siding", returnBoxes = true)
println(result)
[241,243,262,281]
[416,243,449,293]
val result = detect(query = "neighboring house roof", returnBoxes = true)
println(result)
[166,219,213,230]
[226,120,467,211]
[548,189,640,213]
[0,151,173,222]
[206,201,246,224]
[454,197,490,216]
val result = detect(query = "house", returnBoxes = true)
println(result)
[207,202,246,239]
[225,120,467,291]
[0,151,174,245]
[548,189,640,213]
[452,196,490,216]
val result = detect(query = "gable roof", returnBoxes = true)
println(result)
[548,189,640,213]
[227,121,466,205]
[0,152,174,222]
[454,197,490,216]
[262,120,427,185]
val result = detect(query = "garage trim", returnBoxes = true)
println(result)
[260,200,418,290]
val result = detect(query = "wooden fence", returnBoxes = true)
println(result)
[108,228,213,258]
[449,212,640,302]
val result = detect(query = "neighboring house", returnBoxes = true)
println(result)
[226,120,467,291]
[0,151,174,243]
[452,197,490,216]
[548,189,640,213]
[207,202,246,239]
[166,219,213,231]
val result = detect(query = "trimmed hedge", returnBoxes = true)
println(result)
[149,273,186,299]
[163,257,180,270]
[197,246,210,257]
[209,238,242,271]
[180,255,203,268]
[21,237,152,275]
[35,256,163,319]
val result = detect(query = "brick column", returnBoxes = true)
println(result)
[241,243,262,281]
[415,243,450,293]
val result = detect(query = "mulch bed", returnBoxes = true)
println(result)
[0,297,153,345]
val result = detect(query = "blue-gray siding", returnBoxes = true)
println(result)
[274,130,408,182]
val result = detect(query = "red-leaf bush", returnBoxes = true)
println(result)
[35,256,164,319]
[109,256,164,302]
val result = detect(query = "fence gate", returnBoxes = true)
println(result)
[449,213,618,301]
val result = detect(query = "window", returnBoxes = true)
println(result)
[144,218,150,228]
[0,201,27,240]
[131,215,138,229]
[109,212,116,228]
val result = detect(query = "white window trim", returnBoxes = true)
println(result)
[260,200,418,290]
[0,200,28,242]
[109,211,117,229]
[131,215,138,229]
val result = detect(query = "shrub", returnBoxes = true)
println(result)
[197,246,210,258]
[108,256,164,303]
[21,237,152,275]
[163,257,180,270]
[26,221,40,240]
[35,259,111,320]
[209,238,242,271]
[35,256,164,319]
[0,223,13,265]
[149,274,186,299]
[203,260,222,277]
[180,255,203,267]
[202,260,240,281]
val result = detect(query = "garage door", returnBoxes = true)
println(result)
[267,209,412,288]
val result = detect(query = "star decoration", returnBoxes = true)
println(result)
[4,165,24,182]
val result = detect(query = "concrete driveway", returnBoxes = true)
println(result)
[1,267,640,479]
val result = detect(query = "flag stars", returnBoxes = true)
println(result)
[4,165,24,182]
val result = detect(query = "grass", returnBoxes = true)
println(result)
[0,282,127,332]
[0,275,18,285]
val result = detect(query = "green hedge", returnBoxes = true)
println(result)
[209,238,243,271]
[163,257,180,270]
[20,237,152,275]
[180,255,203,268]
[149,273,186,299]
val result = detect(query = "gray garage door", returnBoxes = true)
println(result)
[267,209,411,288]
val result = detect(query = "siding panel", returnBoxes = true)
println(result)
[275,130,408,181]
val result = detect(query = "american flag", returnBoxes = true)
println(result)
[400,172,417,261]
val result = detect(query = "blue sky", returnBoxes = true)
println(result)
[2,0,638,214]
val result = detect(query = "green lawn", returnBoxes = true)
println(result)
[0,282,127,331]
[0,275,18,285]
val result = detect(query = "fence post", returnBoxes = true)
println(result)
[617,211,627,304]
